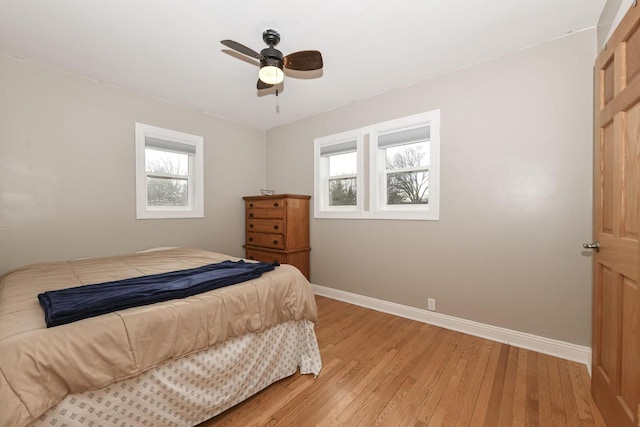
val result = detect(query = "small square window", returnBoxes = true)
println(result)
[370,111,439,220]
[135,123,204,219]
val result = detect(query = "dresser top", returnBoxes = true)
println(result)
[243,194,311,201]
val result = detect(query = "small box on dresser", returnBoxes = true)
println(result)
[243,194,311,280]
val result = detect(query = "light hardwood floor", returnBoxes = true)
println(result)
[202,296,606,426]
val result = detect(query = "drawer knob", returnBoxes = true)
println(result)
[249,203,254,208]
[249,224,254,228]
[249,237,253,242]
[273,225,279,230]
[273,202,279,207]
[272,239,278,245]
[249,213,254,218]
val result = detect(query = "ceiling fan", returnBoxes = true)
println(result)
[221,29,323,90]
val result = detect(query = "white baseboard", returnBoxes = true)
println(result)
[312,284,592,373]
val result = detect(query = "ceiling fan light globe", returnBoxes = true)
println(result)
[259,65,284,85]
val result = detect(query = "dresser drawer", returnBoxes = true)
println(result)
[247,219,284,234]
[246,198,285,220]
[246,206,283,219]
[246,232,284,249]
[246,199,284,209]
[246,248,288,265]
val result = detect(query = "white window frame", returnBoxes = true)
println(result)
[313,110,440,221]
[369,111,440,220]
[314,129,365,218]
[135,123,204,219]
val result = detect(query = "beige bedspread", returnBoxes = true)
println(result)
[0,248,318,427]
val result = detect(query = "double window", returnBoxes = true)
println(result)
[135,123,204,219]
[314,110,439,220]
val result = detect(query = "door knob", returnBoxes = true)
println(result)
[583,241,600,252]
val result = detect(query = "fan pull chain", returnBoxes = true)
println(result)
[275,88,279,113]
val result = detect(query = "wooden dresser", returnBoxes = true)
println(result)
[243,194,311,279]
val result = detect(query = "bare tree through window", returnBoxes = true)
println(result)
[329,177,357,205]
[327,150,357,206]
[386,145,428,204]
[145,149,189,207]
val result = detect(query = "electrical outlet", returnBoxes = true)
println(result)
[427,298,436,311]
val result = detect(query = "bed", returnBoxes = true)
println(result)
[0,248,321,426]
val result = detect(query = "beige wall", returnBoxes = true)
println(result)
[266,29,596,346]
[0,52,266,274]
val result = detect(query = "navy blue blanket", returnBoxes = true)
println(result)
[38,260,277,328]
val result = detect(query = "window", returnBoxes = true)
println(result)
[135,123,204,219]
[314,110,439,220]
[314,130,364,218]
[369,111,439,220]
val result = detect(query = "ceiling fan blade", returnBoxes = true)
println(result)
[283,50,323,71]
[257,79,274,90]
[221,40,263,60]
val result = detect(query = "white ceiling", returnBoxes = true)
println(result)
[0,0,605,131]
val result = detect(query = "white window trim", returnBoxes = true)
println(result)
[135,123,204,219]
[369,110,440,220]
[314,129,365,219]
[313,110,440,221]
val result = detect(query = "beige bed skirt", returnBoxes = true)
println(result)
[30,320,321,427]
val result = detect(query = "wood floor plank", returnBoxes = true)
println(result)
[371,376,416,426]
[513,348,528,427]
[325,348,399,424]
[558,358,582,426]
[525,351,540,427]
[481,344,511,426]
[436,336,487,426]
[200,296,605,427]
[340,371,398,426]
[467,341,504,427]
[394,329,461,425]
[454,340,494,427]
[395,324,444,381]
[547,356,571,426]
[426,350,469,426]
[537,354,554,426]
[496,346,520,426]
[415,334,476,424]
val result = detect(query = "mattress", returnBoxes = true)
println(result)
[0,248,319,426]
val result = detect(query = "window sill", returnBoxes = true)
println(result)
[136,209,204,220]
[314,210,439,221]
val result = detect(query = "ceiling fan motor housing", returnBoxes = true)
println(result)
[261,45,283,59]
[260,56,283,70]
[260,46,283,70]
